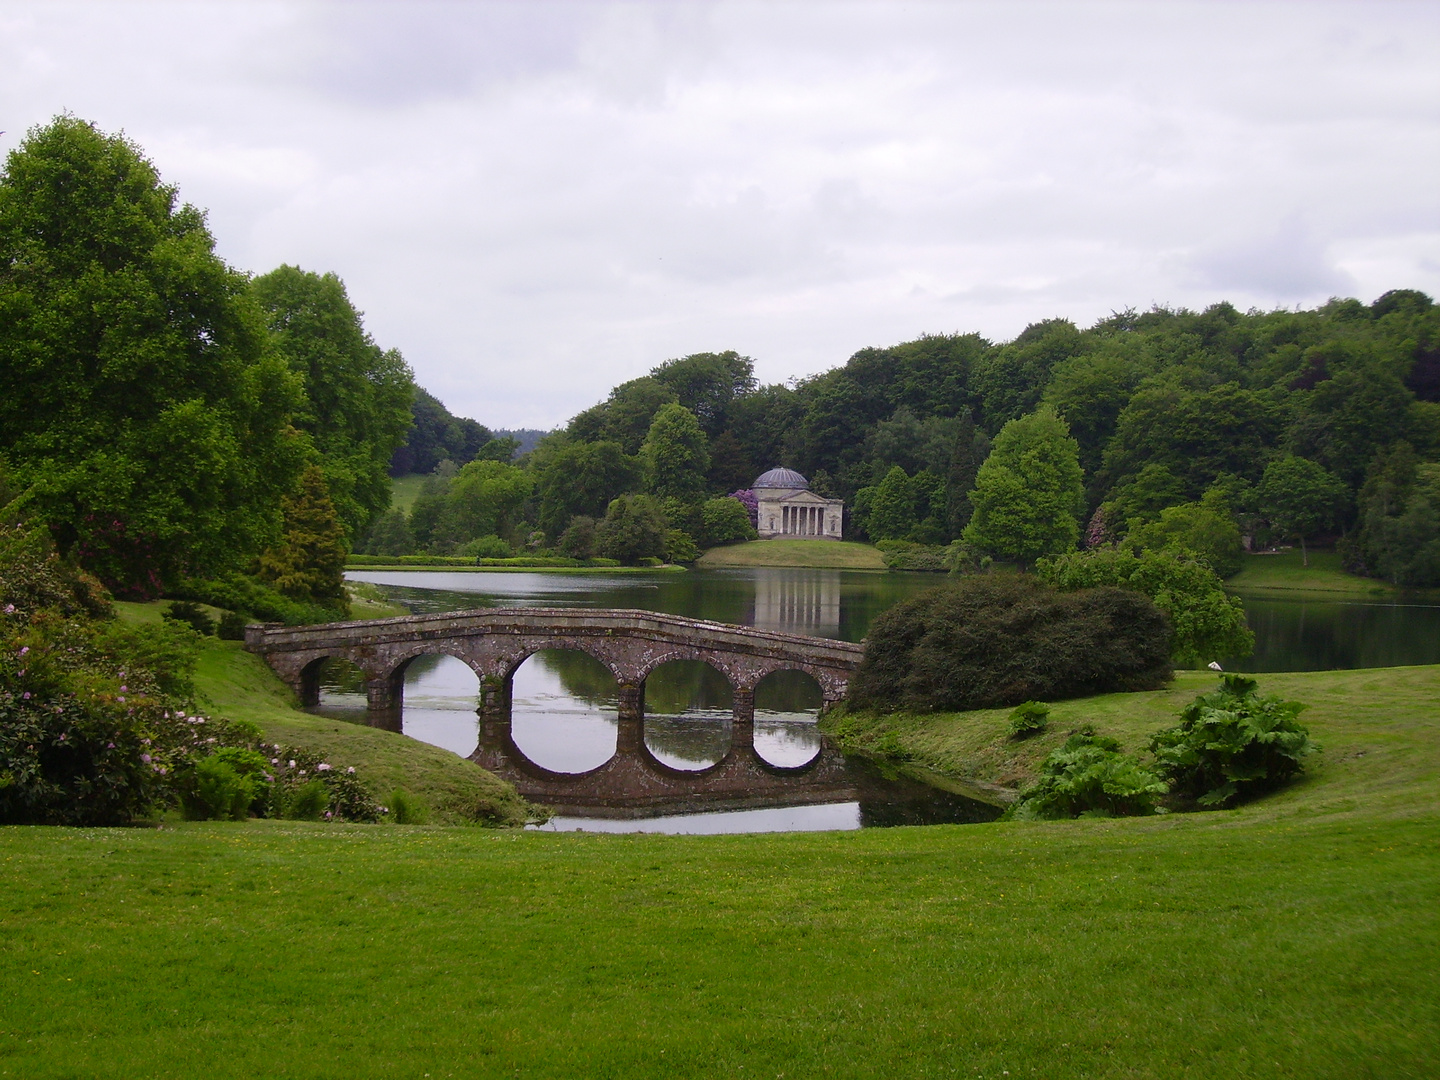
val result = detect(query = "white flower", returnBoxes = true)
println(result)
[346,766,355,774]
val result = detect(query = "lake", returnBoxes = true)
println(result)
[323,566,1440,832]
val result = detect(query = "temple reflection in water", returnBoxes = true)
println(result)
[749,569,841,638]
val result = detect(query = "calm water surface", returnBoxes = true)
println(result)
[321,566,1440,832]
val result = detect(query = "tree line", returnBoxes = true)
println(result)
[364,287,1439,587]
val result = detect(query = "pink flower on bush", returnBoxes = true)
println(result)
[141,754,151,763]
[317,763,331,772]
[18,646,28,656]
[346,766,355,774]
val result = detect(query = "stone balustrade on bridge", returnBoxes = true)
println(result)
[244,607,865,725]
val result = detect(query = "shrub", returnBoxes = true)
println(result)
[173,573,343,626]
[388,788,430,824]
[847,574,1172,713]
[664,529,701,564]
[216,612,247,640]
[162,600,215,636]
[185,756,254,820]
[1006,733,1168,820]
[285,779,330,820]
[1006,701,1050,739]
[876,540,949,571]
[558,516,597,560]
[1036,546,1253,666]
[462,534,513,559]
[1150,674,1318,807]
[699,496,757,547]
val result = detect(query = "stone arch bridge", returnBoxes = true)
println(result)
[244,608,864,726]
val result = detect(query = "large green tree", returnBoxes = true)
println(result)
[0,117,304,593]
[641,404,710,503]
[1255,455,1348,566]
[534,439,639,537]
[249,265,414,538]
[963,407,1085,565]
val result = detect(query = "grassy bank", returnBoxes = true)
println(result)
[1227,548,1395,596]
[2,666,1437,1077]
[821,665,1440,809]
[698,538,887,569]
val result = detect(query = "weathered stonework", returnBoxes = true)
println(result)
[472,714,859,817]
[244,607,864,719]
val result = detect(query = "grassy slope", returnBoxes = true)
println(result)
[193,640,531,827]
[1,667,1437,1077]
[698,538,887,569]
[388,472,428,515]
[1227,548,1395,596]
[114,602,528,826]
[822,666,1440,810]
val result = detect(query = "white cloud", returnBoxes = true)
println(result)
[1,0,1438,427]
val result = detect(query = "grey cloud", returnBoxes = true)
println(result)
[0,1,1437,427]
[1186,215,1356,299]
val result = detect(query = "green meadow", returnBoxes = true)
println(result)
[2,623,1438,1077]
[697,538,888,570]
[1226,548,1399,597]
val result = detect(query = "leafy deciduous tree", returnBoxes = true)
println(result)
[0,116,305,592]
[963,407,1085,565]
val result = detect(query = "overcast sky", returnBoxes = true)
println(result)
[3,1,1438,429]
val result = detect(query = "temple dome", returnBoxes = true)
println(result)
[753,467,809,490]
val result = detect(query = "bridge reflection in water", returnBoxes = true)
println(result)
[283,609,1000,826]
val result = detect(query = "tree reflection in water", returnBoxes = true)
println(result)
[753,669,824,767]
[641,660,733,770]
[510,649,619,774]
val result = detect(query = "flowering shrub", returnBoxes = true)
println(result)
[1,522,382,825]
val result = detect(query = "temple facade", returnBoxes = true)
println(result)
[752,467,844,541]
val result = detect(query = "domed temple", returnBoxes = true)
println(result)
[752,467,844,541]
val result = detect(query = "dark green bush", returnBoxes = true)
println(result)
[1006,701,1050,738]
[162,600,215,636]
[1150,674,1318,807]
[172,573,343,626]
[876,540,950,571]
[1006,732,1168,820]
[216,611,247,640]
[462,534,513,559]
[847,574,1172,713]
[185,756,254,820]
[285,779,330,820]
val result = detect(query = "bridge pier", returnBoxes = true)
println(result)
[730,687,755,751]
[478,673,512,720]
[365,673,403,712]
[617,683,645,722]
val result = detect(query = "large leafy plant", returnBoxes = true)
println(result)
[1007,732,1167,820]
[1150,674,1317,807]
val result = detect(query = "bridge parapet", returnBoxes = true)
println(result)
[245,607,864,718]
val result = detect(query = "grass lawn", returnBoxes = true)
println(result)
[388,472,428,516]
[699,538,887,570]
[3,629,1438,1075]
[1227,548,1397,597]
